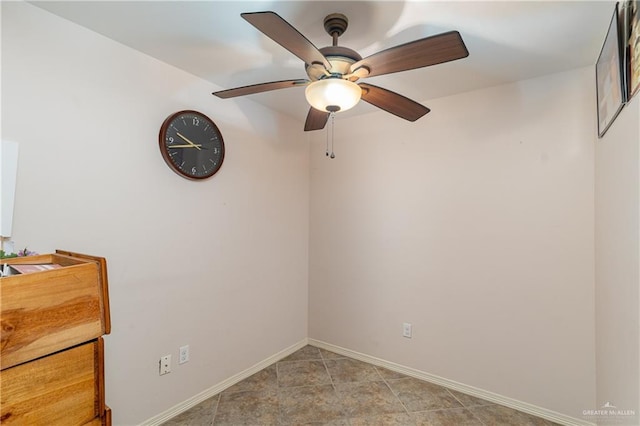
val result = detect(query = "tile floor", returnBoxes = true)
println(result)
[162,345,559,425]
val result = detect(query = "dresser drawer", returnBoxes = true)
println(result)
[0,338,106,425]
[0,252,109,370]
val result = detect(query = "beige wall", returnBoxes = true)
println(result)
[308,68,597,420]
[6,1,640,425]
[595,96,640,425]
[2,3,309,425]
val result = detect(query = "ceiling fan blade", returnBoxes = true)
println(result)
[350,31,468,78]
[360,83,430,122]
[241,11,331,70]
[304,107,330,132]
[212,79,308,99]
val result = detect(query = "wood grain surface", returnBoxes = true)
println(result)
[0,339,102,425]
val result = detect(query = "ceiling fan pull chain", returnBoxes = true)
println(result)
[325,118,330,157]
[330,114,336,159]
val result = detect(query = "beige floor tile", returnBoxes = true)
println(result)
[278,384,345,424]
[325,357,381,383]
[447,389,495,408]
[279,418,350,426]
[349,412,416,425]
[223,364,277,394]
[319,348,346,359]
[386,377,463,412]
[279,345,322,362]
[277,359,332,387]
[161,396,218,426]
[376,366,410,380]
[213,390,279,425]
[413,407,483,425]
[335,380,407,418]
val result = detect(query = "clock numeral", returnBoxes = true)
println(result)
[192,166,197,174]
[192,117,200,126]
[167,136,174,144]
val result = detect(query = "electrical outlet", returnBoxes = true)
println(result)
[403,322,412,338]
[179,345,190,364]
[159,354,171,375]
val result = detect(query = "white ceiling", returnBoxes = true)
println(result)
[30,1,615,124]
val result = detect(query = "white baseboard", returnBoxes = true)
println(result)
[139,338,308,426]
[141,337,594,426]
[308,338,595,426]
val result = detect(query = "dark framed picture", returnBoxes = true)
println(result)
[596,3,625,138]
[628,0,640,98]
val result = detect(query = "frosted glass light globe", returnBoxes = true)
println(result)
[305,78,362,113]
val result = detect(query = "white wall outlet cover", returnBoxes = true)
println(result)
[160,354,171,375]
[402,322,412,338]
[179,345,190,364]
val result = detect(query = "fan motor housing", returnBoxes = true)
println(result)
[305,46,362,81]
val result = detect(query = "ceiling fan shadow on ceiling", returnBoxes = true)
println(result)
[212,11,469,132]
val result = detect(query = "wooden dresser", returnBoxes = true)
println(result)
[0,250,111,425]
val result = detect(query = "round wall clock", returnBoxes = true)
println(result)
[159,110,225,180]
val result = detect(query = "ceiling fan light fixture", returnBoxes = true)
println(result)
[305,78,361,113]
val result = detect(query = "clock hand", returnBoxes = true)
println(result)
[167,144,203,148]
[176,132,202,150]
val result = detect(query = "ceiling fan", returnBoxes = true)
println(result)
[212,11,469,131]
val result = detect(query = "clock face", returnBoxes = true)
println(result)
[159,110,225,180]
